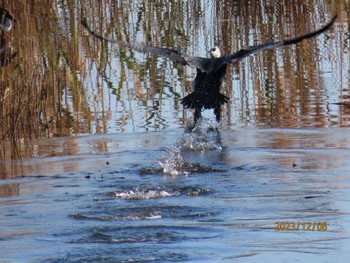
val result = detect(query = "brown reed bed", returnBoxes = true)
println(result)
[0,0,194,159]
[0,0,341,160]
[0,1,106,159]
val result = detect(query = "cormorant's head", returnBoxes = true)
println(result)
[209,46,221,58]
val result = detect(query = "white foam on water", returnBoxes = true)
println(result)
[115,189,175,200]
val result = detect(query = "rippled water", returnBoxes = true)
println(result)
[1,126,350,262]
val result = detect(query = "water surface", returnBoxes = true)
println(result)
[1,127,350,262]
[1,1,350,262]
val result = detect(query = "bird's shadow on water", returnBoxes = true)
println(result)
[140,119,228,176]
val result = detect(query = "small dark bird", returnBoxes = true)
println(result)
[0,7,17,67]
[82,15,337,124]
[0,7,15,32]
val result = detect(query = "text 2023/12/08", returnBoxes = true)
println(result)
[275,221,328,231]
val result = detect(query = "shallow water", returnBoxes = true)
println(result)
[1,126,350,262]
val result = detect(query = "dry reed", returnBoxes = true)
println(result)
[0,0,341,161]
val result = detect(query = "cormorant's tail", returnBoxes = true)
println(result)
[180,91,229,110]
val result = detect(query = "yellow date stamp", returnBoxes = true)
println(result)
[275,221,328,231]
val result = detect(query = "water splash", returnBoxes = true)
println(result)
[158,120,223,176]
[158,146,187,176]
[114,188,175,200]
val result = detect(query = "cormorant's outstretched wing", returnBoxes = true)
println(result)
[81,18,207,68]
[82,15,336,72]
[220,15,337,67]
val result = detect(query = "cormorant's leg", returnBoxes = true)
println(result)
[214,105,221,122]
[194,108,202,124]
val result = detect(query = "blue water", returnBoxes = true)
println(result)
[1,126,350,262]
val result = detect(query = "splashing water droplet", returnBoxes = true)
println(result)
[158,146,190,176]
[158,120,223,175]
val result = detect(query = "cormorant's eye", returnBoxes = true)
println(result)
[211,48,215,52]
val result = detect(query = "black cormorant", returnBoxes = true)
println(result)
[82,15,337,123]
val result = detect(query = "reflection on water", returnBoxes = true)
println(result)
[1,128,350,262]
[1,1,350,262]
[0,0,348,158]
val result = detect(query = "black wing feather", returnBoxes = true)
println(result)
[82,15,337,72]
[82,19,192,66]
[224,15,337,65]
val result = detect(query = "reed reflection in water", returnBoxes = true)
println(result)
[0,0,347,159]
[1,2,350,262]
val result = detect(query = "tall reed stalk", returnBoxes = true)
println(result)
[0,0,340,161]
